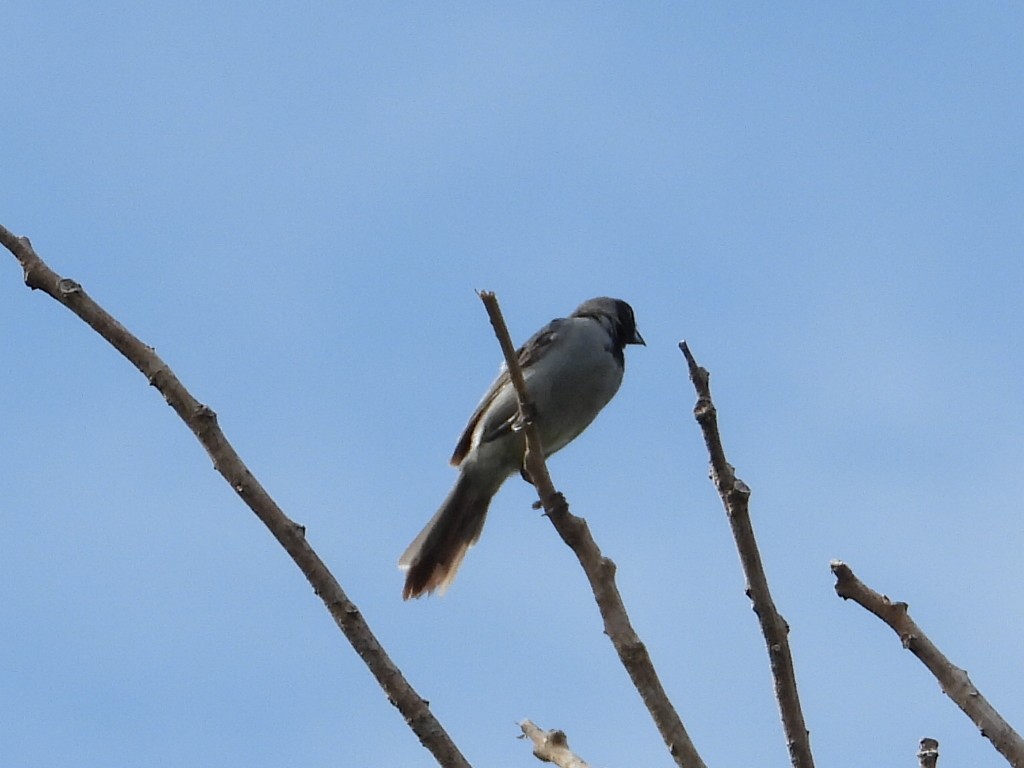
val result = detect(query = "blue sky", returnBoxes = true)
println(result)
[3,3,1022,766]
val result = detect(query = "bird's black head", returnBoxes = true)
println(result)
[572,297,645,349]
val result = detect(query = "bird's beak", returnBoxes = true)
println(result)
[631,330,646,346]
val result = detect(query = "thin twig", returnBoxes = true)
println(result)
[832,560,1024,768]
[519,720,590,768]
[679,341,815,768]
[479,291,706,768]
[918,738,939,768]
[1,225,471,768]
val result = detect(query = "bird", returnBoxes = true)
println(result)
[399,297,645,599]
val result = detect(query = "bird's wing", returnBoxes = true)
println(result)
[449,318,563,466]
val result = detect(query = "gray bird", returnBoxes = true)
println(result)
[399,297,645,599]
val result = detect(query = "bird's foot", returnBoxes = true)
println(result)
[511,402,538,433]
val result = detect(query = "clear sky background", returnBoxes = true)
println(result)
[3,4,1022,767]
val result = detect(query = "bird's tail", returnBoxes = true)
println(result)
[399,470,497,599]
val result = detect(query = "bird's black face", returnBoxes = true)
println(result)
[572,297,645,349]
[613,300,645,347]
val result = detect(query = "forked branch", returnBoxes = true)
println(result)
[519,721,590,768]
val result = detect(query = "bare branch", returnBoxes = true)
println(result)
[1,225,471,768]
[519,721,590,768]
[679,341,815,768]
[832,560,1024,768]
[479,292,706,768]
[918,738,939,768]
